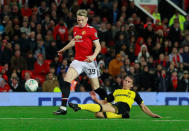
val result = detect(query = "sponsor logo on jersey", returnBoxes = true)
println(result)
[74,35,82,40]
[74,35,83,42]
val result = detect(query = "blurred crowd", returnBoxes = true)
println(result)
[0,0,189,93]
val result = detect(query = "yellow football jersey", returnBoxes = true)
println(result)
[107,89,144,109]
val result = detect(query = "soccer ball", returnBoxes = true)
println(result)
[25,79,39,92]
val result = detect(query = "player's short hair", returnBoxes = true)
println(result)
[76,9,88,17]
[126,75,135,85]
[126,75,138,91]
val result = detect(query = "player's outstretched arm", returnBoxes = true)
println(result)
[57,39,75,56]
[139,103,161,118]
[90,91,107,105]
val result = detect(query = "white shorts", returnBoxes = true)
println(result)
[70,60,100,78]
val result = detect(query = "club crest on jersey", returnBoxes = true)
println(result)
[81,31,86,35]
[95,33,98,37]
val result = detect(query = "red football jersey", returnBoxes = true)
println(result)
[73,24,99,61]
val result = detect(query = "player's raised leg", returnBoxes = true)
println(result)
[89,77,107,100]
[84,61,107,100]
[54,67,79,115]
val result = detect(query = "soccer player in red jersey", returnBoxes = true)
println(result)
[54,9,107,115]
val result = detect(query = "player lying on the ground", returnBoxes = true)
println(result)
[69,75,161,118]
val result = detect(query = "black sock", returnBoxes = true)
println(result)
[94,88,107,100]
[59,81,70,107]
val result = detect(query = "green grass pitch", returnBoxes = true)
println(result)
[0,106,189,131]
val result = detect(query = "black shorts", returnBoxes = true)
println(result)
[112,102,130,115]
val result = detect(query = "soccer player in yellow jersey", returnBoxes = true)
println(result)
[69,75,161,118]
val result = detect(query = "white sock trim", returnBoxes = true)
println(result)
[60,106,67,110]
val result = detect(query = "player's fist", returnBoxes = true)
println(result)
[90,91,97,100]
[84,55,95,62]
[152,114,161,118]
[57,50,63,56]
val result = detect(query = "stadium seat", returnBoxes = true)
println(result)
[0,66,3,72]
[45,59,52,66]
[2,74,8,82]
[45,59,52,71]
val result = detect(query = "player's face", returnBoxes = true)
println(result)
[77,15,88,28]
[123,77,133,90]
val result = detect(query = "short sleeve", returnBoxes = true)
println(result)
[90,28,99,41]
[107,93,114,102]
[134,92,143,105]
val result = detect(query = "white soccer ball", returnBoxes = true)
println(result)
[25,79,39,92]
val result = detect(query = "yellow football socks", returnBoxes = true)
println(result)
[78,104,101,112]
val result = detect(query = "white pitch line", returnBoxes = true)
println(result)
[183,129,189,131]
[163,116,172,118]
[0,118,140,120]
[0,118,123,120]
[153,120,189,122]
[0,118,152,120]
[0,118,188,122]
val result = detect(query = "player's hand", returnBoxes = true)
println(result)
[90,91,98,100]
[57,50,63,56]
[152,114,161,118]
[84,55,95,62]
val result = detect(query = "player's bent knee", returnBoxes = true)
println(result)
[102,104,116,113]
